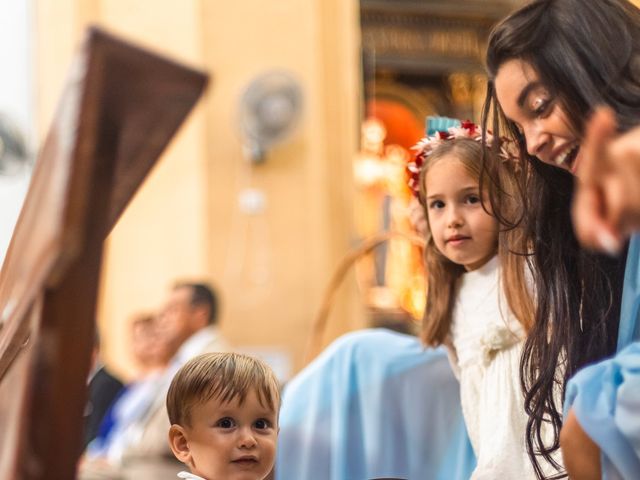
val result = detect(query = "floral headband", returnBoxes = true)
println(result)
[406,120,518,198]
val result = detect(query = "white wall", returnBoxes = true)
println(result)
[0,0,35,264]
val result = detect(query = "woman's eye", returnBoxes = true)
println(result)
[254,418,272,430]
[466,195,480,204]
[532,97,550,116]
[216,417,235,428]
[429,200,444,210]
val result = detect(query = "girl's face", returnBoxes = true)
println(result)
[494,58,583,175]
[424,156,498,271]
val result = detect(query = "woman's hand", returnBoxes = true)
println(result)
[572,107,640,254]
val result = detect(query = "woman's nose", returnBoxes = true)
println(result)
[524,122,550,159]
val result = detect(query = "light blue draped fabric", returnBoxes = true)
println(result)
[564,235,640,479]
[617,235,640,351]
[275,329,475,480]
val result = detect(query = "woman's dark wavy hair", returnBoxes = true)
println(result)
[482,0,640,477]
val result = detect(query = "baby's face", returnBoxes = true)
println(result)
[183,389,278,480]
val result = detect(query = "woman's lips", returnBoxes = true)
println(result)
[553,144,580,171]
[569,148,582,174]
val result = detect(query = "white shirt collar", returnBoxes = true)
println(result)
[177,472,206,480]
[174,326,219,365]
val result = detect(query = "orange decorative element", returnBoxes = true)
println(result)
[366,98,424,151]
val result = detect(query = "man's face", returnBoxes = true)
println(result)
[131,316,172,369]
[156,287,199,351]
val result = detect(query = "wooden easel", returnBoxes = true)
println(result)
[0,28,207,479]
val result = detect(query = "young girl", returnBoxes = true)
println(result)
[408,121,554,478]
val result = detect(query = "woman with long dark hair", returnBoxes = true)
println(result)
[482,0,640,478]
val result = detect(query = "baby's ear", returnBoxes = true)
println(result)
[168,424,192,465]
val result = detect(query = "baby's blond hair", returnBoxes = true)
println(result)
[166,352,280,427]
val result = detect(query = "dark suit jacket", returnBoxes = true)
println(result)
[84,366,124,449]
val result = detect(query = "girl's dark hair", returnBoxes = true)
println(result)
[482,0,640,477]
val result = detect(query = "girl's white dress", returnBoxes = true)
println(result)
[448,256,534,479]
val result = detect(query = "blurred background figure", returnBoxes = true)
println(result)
[130,312,173,379]
[83,313,172,463]
[83,332,125,451]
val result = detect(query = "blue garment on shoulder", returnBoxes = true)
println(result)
[617,235,640,351]
[564,235,640,480]
[276,329,475,480]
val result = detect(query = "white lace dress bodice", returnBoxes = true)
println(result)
[449,256,534,479]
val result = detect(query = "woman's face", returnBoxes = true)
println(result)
[494,58,583,175]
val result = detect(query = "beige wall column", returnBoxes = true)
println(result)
[314,0,367,348]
